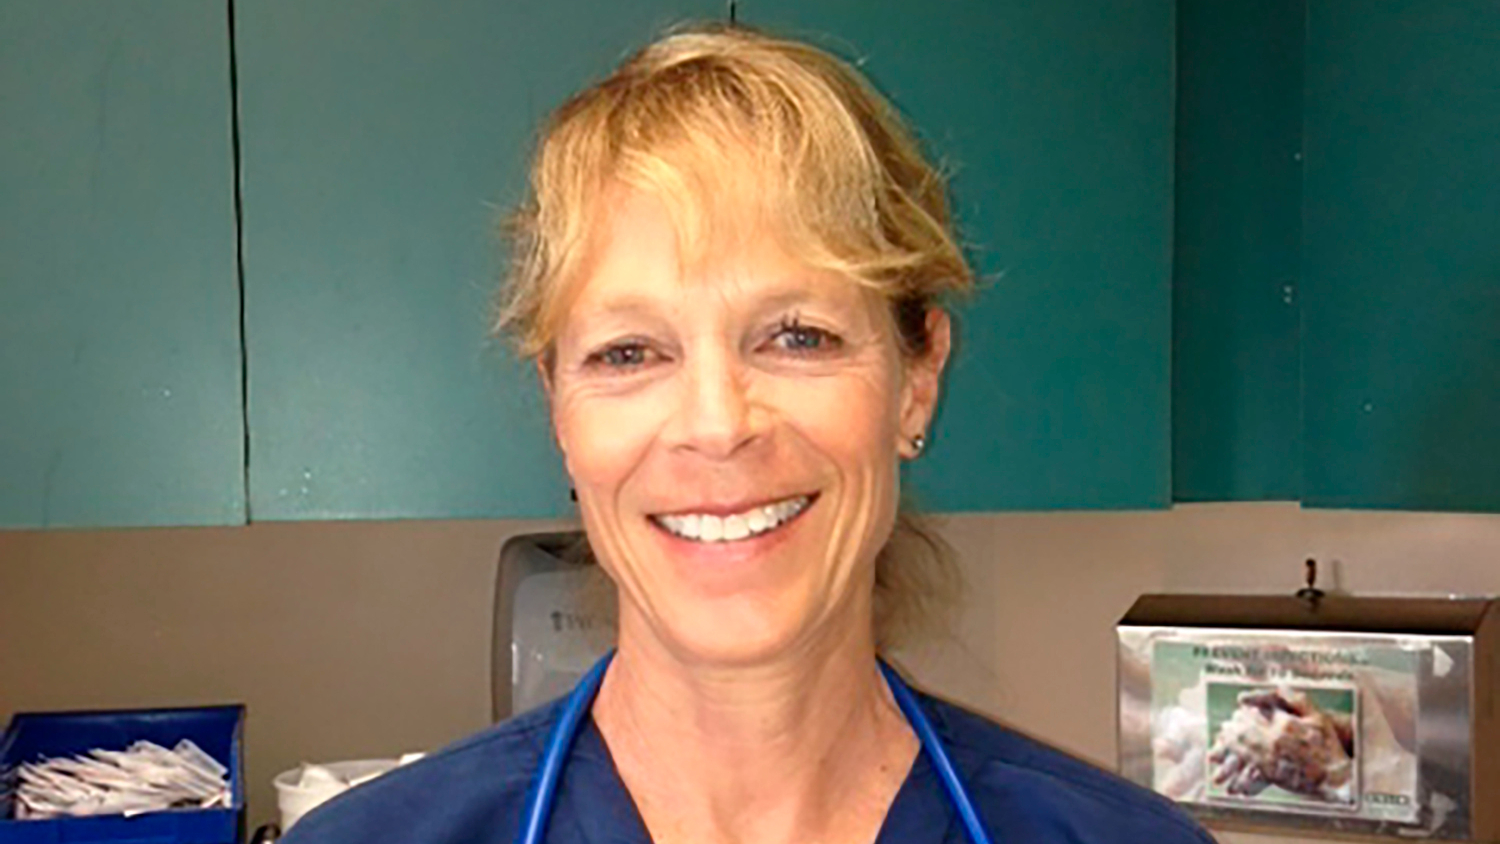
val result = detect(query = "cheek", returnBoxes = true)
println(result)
[552,388,664,492]
[773,367,902,472]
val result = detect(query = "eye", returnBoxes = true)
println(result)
[584,340,658,371]
[767,316,842,355]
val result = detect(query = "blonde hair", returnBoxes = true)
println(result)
[496,23,970,647]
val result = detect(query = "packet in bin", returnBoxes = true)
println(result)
[14,739,231,819]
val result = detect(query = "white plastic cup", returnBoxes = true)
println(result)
[273,759,400,830]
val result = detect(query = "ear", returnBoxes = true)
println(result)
[536,357,555,400]
[898,308,952,457]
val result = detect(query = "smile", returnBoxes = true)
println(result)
[650,495,814,543]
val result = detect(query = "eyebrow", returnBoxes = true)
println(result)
[747,285,848,312]
[571,277,860,330]
[577,295,664,319]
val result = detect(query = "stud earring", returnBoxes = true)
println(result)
[909,433,927,456]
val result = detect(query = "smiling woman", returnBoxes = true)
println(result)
[544,181,937,670]
[502,23,969,655]
[280,23,1214,844]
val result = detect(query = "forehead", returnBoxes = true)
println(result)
[563,187,873,320]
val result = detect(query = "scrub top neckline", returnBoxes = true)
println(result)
[566,700,962,844]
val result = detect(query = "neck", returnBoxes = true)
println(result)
[591,609,918,844]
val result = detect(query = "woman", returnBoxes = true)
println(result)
[285,24,1212,844]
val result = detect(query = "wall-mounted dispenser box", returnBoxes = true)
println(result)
[491,531,612,721]
[1118,595,1498,841]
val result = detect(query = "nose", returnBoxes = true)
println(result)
[667,345,759,460]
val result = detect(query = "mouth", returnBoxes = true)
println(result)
[649,494,817,544]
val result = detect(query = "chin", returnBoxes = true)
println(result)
[647,595,816,668]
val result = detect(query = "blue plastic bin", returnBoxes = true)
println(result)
[0,705,245,844]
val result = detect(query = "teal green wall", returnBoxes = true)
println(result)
[1174,0,1500,512]
[236,0,1176,519]
[8,2,1498,526]
[1,0,1176,527]
[747,0,1176,511]
[1172,0,1304,502]
[1302,0,1500,510]
[0,2,245,528]
[235,0,719,520]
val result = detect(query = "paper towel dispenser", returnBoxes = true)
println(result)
[491,531,614,721]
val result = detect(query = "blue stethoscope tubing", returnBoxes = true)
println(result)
[515,650,995,844]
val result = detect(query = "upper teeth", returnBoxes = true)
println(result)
[654,496,811,543]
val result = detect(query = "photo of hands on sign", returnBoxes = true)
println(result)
[1207,685,1356,807]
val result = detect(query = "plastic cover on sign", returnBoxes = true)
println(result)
[0,704,245,843]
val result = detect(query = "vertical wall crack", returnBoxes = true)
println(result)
[226,0,252,522]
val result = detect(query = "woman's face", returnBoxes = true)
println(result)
[546,187,947,666]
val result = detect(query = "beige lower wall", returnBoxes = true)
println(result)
[2,503,1497,841]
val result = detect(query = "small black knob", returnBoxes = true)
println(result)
[1295,557,1326,604]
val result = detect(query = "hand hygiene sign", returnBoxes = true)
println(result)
[1149,638,1419,822]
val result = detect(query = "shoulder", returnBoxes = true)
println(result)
[921,693,1215,844]
[279,699,561,844]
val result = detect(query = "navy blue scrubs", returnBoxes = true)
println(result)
[283,688,1213,844]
